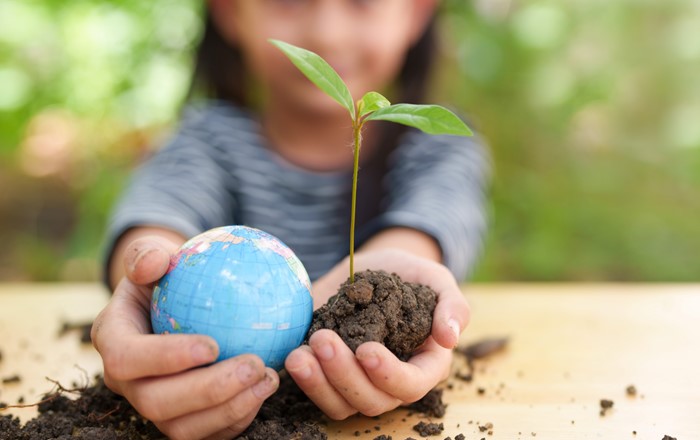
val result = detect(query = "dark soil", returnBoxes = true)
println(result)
[412,421,444,436]
[456,337,509,360]
[1,376,20,385]
[58,321,93,344]
[1,377,165,440]
[308,270,437,361]
[453,336,509,386]
[599,399,614,416]
[405,389,446,418]
[237,371,326,439]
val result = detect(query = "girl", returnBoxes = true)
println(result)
[92,1,489,439]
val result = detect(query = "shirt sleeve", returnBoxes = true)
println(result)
[102,107,236,273]
[363,129,491,281]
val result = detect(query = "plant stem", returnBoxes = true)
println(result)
[349,120,363,283]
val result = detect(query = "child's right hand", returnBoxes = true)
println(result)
[91,237,279,440]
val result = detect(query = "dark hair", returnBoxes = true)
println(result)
[190,11,438,229]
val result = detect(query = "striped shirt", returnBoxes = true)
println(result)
[105,101,490,281]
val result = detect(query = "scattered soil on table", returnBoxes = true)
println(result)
[0,376,165,439]
[456,337,509,360]
[626,385,637,397]
[1,375,21,385]
[662,436,677,440]
[454,336,509,386]
[58,321,93,344]
[308,270,437,360]
[412,420,444,436]
[599,398,614,416]
[406,388,446,418]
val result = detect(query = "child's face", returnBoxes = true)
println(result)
[210,0,436,115]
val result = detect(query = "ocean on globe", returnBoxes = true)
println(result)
[150,225,313,370]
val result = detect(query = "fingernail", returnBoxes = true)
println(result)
[129,247,152,271]
[251,372,278,398]
[448,319,461,346]
[289,363,312,380]
[315,342,334,361]
[191,342,216,364]
[358,351,380,370]
[237,361,257,383]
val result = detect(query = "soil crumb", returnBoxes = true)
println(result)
[626,385,637,397]
[308,270,437,360]
[599,399,614,416]
[58,321,93,344]
[661,436,677,440]
[457,337,509,360]
[412,421,444,436]
[406,389,446,418]
[1,375,20,385]
[454,336,510,385]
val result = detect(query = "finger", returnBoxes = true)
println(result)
[285,345,356,420]
[123,355,267,422]
[308,330,401,417]
[158,368,279,440]
[93,280,219,381]
[124,237,175,285]
[356,338,452,403]
[431,282,470,349]
[101,332,219,381]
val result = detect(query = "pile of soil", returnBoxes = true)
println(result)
[0,378,165,440]
[308,270,437,360]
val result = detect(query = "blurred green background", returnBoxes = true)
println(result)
[1,0,698,282]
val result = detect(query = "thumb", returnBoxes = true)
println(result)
[124,237,179,286]
[431,288,470,350]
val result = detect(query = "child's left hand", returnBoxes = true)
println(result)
[285,249,469,420]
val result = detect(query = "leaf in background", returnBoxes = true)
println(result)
[365,104,473,136]
[358,91,390,118]
[269,39,355,119]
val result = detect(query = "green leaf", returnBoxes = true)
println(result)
[365,104,473,136]
[269,39,355,119]
[358,91,390,118]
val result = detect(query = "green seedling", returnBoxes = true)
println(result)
[270,39,473,282]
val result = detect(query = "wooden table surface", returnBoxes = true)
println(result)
[1,283,699,439]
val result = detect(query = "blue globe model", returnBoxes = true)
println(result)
[150,225,313,370]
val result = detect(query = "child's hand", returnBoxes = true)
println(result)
[285,249,469,420]
[91,237,279,440]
